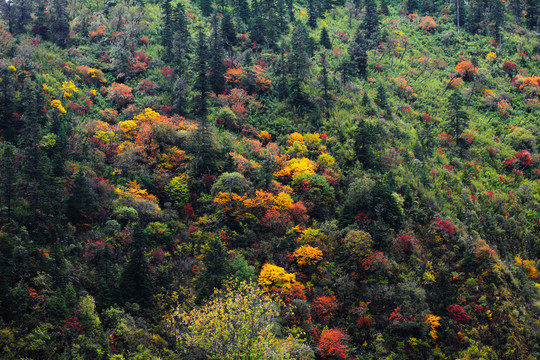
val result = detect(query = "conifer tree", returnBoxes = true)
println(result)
[320,27,332,49]
[320,52,332,116]
[49,0,70,48]
[350,28,368,79]
[289,23,310,111]
[172,2,190,73]
[209,13,226,94]
[0,143,17,224]
[525,0,538,31]
[376,83,390,116]
[193,30,210,119]
[490,0,504,44]
[236,0,251,24]
[221,11,237,49]
[360,0,380,48]
[200,0,213,17]
[447,90,469,147]
[161,0,174,61]
[120,228,152,307]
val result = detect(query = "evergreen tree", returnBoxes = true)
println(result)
[195,236,229,300]
[48,0,70,48]
[490,0,504,44]
[525,0,538,31]
[360,0,380,48]
[375,83,390,116]
[236,0,251,24]
[350,28,368,79]
[200,0,213,17]
[209,13,226,94]
[447,90,469,147]
[192,30,210,119]
[221,11,237,48]
[66,171,97,227]
[161,0,174,61]
[173,76,188,116]
[172,2,190,73]
[307,0,318,28]
[320,27,332,49]
[466,0,484,34]
[289,23,310,110]
[406,0,418,14]
[120,230,152,307]
[0,143,17,224]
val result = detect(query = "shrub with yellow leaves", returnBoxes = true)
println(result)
[425,314,441,340]
[274,158,316,178]
[258,263,296,292]
[293,245,323,266]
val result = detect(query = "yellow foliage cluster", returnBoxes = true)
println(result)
[115,180,158,203]
[118,120,138,138]
[486,52,497,60]
[258,130,271,143]
[258,263,296,292]
[293,245,323,266]
[62,80,78,98]
[50,99,67,114]
[273,192,293,211]
[134,107,160,122]
[425,314,441,340]
[288,132,304,145]
[515,256,537,279]
[274,158,316,178]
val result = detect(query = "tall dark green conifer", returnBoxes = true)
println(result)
[289,23,310,111]
[221,11,237,48]
[172,2,190,73]
[200,0,213,17]
[360,0,380,48]
[193,30,210,119]
[209,13,226,94]
[350,28,368,79]
[49,0,70,48]
[525,0,538,31]
[447,90,469,147]
[0,143,17,224]
[320,27,332,49]
[161,0,173,61]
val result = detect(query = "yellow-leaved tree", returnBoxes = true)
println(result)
[293,245,323,266]
[258,263,296,292]
[167,281,313,359]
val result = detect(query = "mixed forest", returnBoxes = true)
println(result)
[0,0,539,358]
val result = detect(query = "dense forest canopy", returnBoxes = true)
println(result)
[0,0,539,358]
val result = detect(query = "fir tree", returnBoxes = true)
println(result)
[221,11,237,48]
[172,2,190,73]
[350,28,368,79]
[289,23,310,111]
[525,0,538,31]
[209,13,226,94]
[192,30,210,119]
[320,27,332,49]
[200,0,213,17]
[375,83,390,116]
[161,0,174,61]
[447,90,469,147]
[49,0,70,48]
[360,0,380,48]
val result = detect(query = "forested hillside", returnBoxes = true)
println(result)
[0,0,539,358]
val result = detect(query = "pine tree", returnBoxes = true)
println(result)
[120,228,152,307]
[320,27,332,49]
[308,0,318,28]
[380,0,390,15]
[209,13,226,94]
[406,0,418,14]
[466,0,484,34]
[350,28,368,79]
[173,77,188,116]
